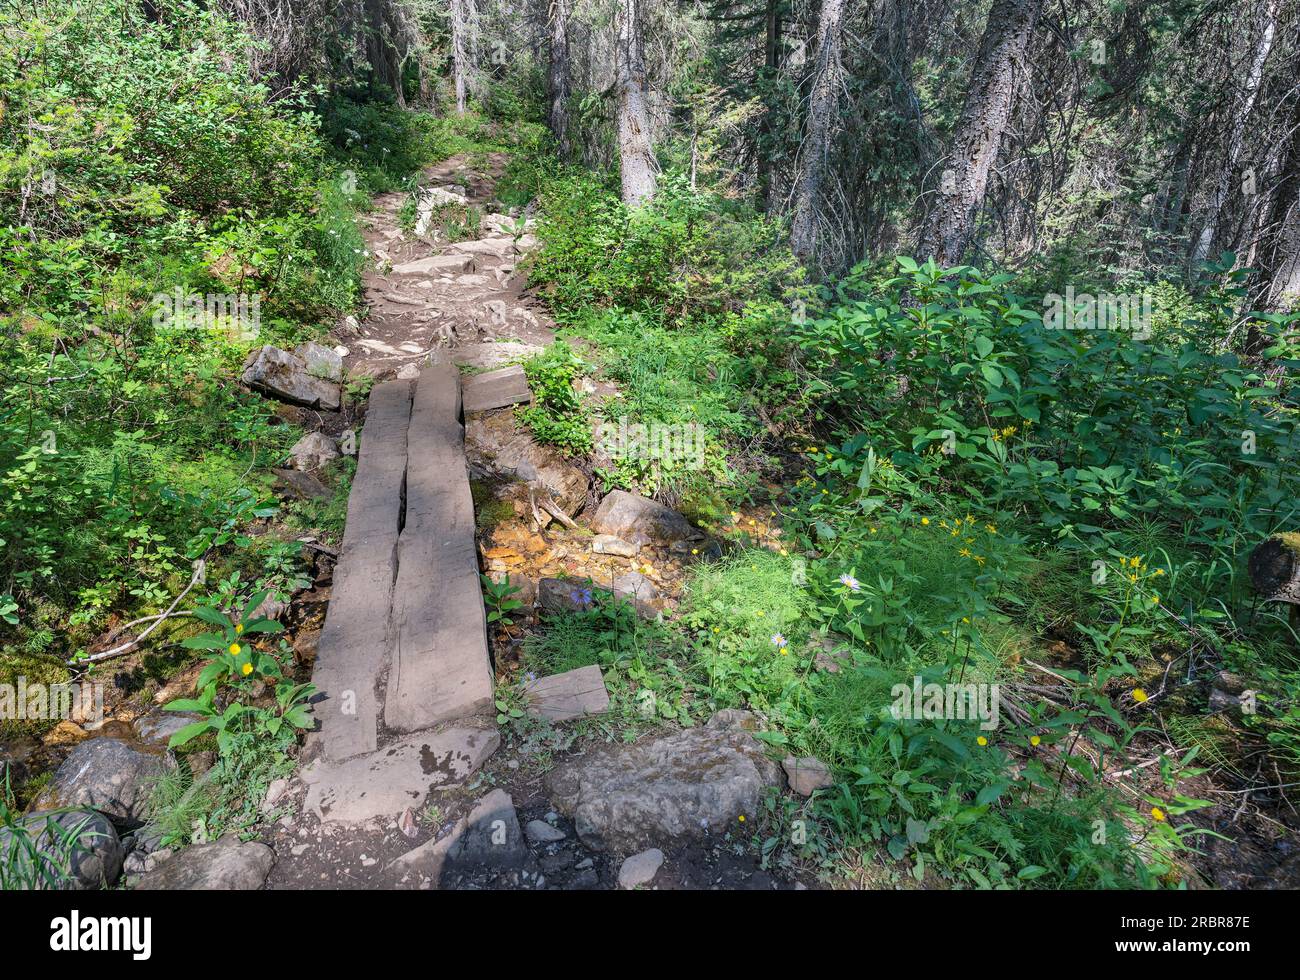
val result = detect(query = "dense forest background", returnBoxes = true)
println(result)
[4,0,1300,890]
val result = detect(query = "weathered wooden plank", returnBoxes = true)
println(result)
[384,363,496,733]
[460,364,532,413]
[524,665,610,722]
[312,380,412,762]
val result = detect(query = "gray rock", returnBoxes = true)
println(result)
[132,709,205,749]
[135,836,273,890]
[618,848,664,889]
[447,789,526,868]
[592,534,640,558]
[782,755,834,797]
[241,345,342,410]
[287,431,340,471]
[544,709,782,852]
[389,821,461,884]
[524,819,567,844]
[393,254,476,276]
[612,571,659,603]
[0,809,123,889]
[590,490,697,545]
[271,467,331,501]
[538,578,597,615]
[294,341,344,382]
[34,736,174,828]
[452,238,517,260]
[302,726,499,825]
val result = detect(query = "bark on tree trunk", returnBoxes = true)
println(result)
[1249,534,1300,604]
[547,0,572,159]
[450,0,475,115]
[1191,0,1279,269]
[615,0,657,206]
[756,0,783,209]
[916,0,1042,266]
[789,0,848,262]
[1249,48,1300,317]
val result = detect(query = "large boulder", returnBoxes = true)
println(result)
[33,736,174,828]
[590,490,697,545]
[0,808,123,889]
[135,835,273,890]
[543,710,782,853]
[782,756,834,797]
[241,345,342,411]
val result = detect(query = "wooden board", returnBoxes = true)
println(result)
[312,380,412,762]
[383,362,496,733]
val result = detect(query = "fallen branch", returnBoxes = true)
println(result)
[72,556,207,666]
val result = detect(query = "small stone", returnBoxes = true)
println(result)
[612,571,659,603]
[132,709,203,749]
[782,755,834,797]
[592,535,640,558]
[618,848,665,889]
[525,819,567,844]
[287,431,340,472]
[447,789,526,868]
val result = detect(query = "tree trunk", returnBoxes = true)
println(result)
[547,0,572,159]
[756,0,782,209]
[916,0,1042,266]
[450,0,475,115]
[615,0,657,206]
[789,0,848,262]
[1191,0,1280,269]
[1249,534,1300,604]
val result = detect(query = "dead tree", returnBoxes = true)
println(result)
[789,0,848,263]
[916,0,1042,266]
[615,0,658,205]
[548,0,572,158]
[450,0,476,114]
